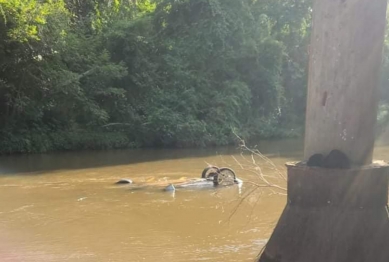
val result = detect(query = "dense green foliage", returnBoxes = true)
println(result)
[1,0,387,153]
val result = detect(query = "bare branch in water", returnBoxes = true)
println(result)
[232,131,287,192]
[207,132,288,226]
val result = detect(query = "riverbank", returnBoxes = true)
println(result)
[0,127,303,155]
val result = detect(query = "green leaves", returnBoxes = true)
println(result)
[0,0,313,153]
[0,0,68,42]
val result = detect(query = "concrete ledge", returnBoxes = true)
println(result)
[259,206,389,262]
[286,161,389,208]
[258,161,389,262]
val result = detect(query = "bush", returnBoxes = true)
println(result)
[0,130,133,154]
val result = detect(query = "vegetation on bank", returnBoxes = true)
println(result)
[0,0,388,154]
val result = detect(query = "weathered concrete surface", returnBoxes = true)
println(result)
[258,162,389,262]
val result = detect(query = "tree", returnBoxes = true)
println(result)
[0,0,315,153]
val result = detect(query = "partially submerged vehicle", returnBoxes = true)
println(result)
[115,166,242,192]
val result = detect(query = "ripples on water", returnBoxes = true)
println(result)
[0,139,387,261]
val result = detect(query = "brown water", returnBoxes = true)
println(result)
[0,139,388,262]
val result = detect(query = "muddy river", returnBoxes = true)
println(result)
[0,139,388,261]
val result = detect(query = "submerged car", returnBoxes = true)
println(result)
[115,166,242,192]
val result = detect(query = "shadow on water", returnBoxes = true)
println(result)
[0,139,303,175]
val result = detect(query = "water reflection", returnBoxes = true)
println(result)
[0,139,303,175]
[5,138,378,261]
